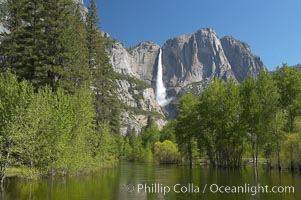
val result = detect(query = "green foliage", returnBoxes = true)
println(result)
[13,83,97,175]
[0,0,43,80]
[0,72,119,181]
[89,122,118,167]
[129,134,145,162]
[17,167,40,180]
[281,133,301,169]
[273,64,301,132]
[142,143,154,163]
[295,117,301,133]
[240,70,280,167]
[57,2,90,92]
[153,140,179,164]
[36,0,80,91]
[160,121,176,143]
[196,79,245,167]
[0,0,90,93]
[141,116,160,148]
[122,130,145,162]
[86,0,119,133]
[121,137,133,160]
[120,125,158,163]
[175,93,199,167]
[0,0,122,181]
[172,69,299,169]
[0,72,33,182]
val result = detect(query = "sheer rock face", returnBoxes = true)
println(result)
[115,79,163,116]
[221,36,264,82]
[162,28,235,91]
[0,0,6,34]
[109,41,140,78]
[108,28,265,124]
[0,23,4,33]
[116,79,165,135]
[108,41,160,85]
[108,42,165,134]
[128,41,161,85]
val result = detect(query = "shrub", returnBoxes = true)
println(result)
[154,140,179,164]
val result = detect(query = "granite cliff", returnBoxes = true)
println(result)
[108,41,166,134]
[109,28,264,120]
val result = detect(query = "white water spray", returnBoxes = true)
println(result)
[156,49,172,107]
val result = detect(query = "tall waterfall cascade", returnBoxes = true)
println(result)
[156,49,172,107]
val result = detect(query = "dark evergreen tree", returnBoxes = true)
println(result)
[141,116,160,148]
[58,2,90,92]
[86,0,119,132]
[36,0,86,92]
[0,0,90,93]
[0,0,44,81]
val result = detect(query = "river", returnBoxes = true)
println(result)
[1,162,300,200]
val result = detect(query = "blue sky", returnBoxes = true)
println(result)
[85,0,301,71]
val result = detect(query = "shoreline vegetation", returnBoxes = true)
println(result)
[0,0,120,183]
[0,0,300,185]
[173,66,301,170]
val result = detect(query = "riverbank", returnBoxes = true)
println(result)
[4,159,118,180]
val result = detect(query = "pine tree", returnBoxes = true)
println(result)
[0,0,90,92]
[86,0,119,131]
[57,2,90,92]
[0,0,44,80]
[141,116,160,148]
[36,0,87,91]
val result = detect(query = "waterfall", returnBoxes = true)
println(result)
[156,49,171,107]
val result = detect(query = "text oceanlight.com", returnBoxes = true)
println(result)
[125,183,295,196]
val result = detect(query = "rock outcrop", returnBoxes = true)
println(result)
[109,41,160,85]
[162,28,235,91]
[128,41,161,84]
[108,41,167,134]
[158,28,264,118]
[113,76,166,135]
[0,23,4,33]
[109,41,140,78]
[221,36,264,82]
[161,28,264,97]
[0,0,5,34]
[108,28,265,126]
[108,42,165,134]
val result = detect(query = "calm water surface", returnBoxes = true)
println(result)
[1,162,300,200]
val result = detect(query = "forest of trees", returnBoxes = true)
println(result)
[0,0,300,186]
[174,66,301,170]
[0,0,121,182]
